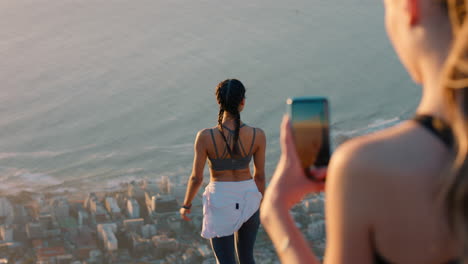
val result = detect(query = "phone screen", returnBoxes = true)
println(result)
[287,97,330,171]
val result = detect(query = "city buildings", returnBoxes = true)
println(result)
[0,180,325,263]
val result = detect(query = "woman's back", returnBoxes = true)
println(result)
[331,119,459,263]
[202,123,264,182]
[181,79,266,263]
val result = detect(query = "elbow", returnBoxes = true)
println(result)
[260,190,287,228]
[189,174,203,186]
[254,171,266,182]
[259,191,273,224]
[259,199,274,228]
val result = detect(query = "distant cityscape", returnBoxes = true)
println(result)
[0,176,325,264]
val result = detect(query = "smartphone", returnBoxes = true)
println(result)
[287,97,330,180]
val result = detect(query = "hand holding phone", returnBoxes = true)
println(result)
[287,97,330,180]
[262,116,326,212]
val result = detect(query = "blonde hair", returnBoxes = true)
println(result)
[441,0,468,260]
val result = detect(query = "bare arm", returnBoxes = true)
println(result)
[261,117,323,263]
[253,128,266,196]
[180,130,208,221]
[261,191,320,264]
[261,116,374,264]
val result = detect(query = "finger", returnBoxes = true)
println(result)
[181,213,191,221]
[280,116,299,159]
[179,210,184,219]
[185,210,192,221]
[280,115,291,151]
[308,167,327,181]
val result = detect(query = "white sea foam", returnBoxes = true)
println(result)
[336,117,401,136]
[144,143,193,155]
[89,152,121,160]
[0,151,63,160]
[0,169,63,194]
[332,117,403,146]
[49,187,79,194]
[0,144,97,161]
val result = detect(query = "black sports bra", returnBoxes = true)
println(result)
[207,125,256,171]
[374,114,457,264]
[413,114,453,148]
[375,252,460,264]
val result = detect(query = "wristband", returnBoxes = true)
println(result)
[181,204,192,210]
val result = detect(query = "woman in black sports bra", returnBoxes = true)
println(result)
[261,0,468,263]
[180,79,266,264]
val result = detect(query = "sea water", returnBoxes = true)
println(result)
[0,0,420,194]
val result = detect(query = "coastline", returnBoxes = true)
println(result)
[0,177,325,263]
[0,0,420,262]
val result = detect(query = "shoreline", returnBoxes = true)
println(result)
[0,178,325,263]
[0,114,408,197]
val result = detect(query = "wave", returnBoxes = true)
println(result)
[144,143,193,155]
[332,116,402,146]
[0,166,152,194]
[0,168,63,194]
[0,144,97,161]
[0,151,63,160]
[0,117,406,194]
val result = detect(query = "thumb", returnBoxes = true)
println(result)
[280,115,300,160]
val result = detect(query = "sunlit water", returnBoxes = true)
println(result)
[0,0,420,194]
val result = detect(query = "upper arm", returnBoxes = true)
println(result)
[253,128,266,174]
[324,141,375,264]
[191,130,208,179]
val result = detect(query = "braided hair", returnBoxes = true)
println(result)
[215,79,246,158]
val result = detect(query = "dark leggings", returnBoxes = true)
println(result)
[210,210,260,264]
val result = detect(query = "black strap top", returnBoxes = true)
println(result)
[374,114,456,264]
[208,125,256,171]
[375,252,460,264]
[413,114,454,148]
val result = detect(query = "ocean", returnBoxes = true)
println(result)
[0,0,420,194]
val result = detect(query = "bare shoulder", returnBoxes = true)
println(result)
[197,128,213,136]
[195,128,213,143]
[252,127,266,145]
[243,125,266,138]
[245,124,264,133]
[329,120,426,186]
[254,127,266,137]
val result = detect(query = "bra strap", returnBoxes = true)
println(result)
[248,128,257,155]
[210,129,220,158]
[222,123,246,134]
[413,114,454,148]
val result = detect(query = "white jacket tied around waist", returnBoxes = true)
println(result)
[201,179,262,239]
